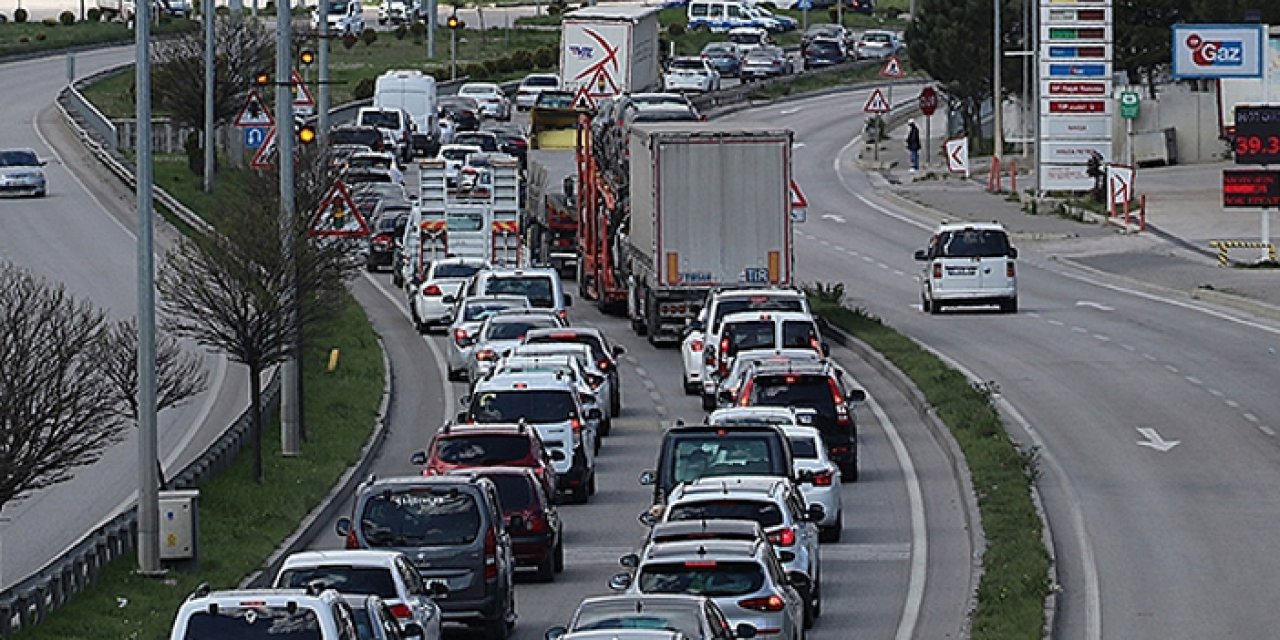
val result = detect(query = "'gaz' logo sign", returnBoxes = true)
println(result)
[1172,24,1263,79]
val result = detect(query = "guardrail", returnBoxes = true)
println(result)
[690,57,880,113]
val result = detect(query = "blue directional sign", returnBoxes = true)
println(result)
[796,0,812,10]
[245,126,268,149]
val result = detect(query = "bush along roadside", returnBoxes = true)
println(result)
[805,283,1051,639]
[11,158,385,640]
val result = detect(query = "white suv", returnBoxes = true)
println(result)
[913,221,1018,314]
[169,584,359,639]
[408,256,487,333]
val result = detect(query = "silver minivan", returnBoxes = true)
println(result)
[914,221,1018,314]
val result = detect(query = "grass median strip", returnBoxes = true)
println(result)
[808,287,1050,639]
[13,165,384,640]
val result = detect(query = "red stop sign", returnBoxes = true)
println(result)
[919,86,939,116]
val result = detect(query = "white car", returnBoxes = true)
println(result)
[781,422,843,542]
[694,287,810,409]
[170,585,359,639]
[506,342,611,435]
[345,150,403,184]
[678,324,705,395]
[913,221,1018,314]
[313,0,365,36]
[466,310,567,382]
[408,256,488,333]
[458,82,512,121]
[0,148,47,198]
[444,294,532,381]
[378,0,408,24]
[436,143,481,188]
[272,549,446,640]
[515,73,561,111]
[663,57,721,93]
[491,353,606,453]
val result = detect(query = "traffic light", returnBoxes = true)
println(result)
[446,13,463,29]
[298,124,317,145]
[254,71,271,87]
[300,49,315,66]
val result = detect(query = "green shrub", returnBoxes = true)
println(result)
[667,22,684,36]
[548,0,567,14]
[482,59,500,76]
[533,45,556,69]
[394,24,407,39]
[827,7,837,22]
[342,32,357,48]
[360,26,377,46]
[353,76,375,99]
[41,16,58,26]
[410,19,426,36]
[18,35,29,43]
[14,7,28,22]
[509,49,533,70]
[34,31,47,40]
[87,7,101,20]
[59,10,75,24]
[464,62,488,79]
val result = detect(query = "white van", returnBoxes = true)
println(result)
[687,0,777,33]
[374,69,440,157]
[914,222,1018,314]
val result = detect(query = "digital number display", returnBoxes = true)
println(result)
[1234,106,1280,165]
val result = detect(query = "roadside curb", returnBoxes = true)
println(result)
[820,320,985,639]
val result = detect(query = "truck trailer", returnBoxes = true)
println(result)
[559,6,662,108]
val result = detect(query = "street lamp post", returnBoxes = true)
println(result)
[135,0,161,577]
[992,0,1003,166]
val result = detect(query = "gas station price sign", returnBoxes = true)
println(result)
[1233,106,1280,165]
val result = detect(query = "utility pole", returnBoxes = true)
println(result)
[277,0,302,456]
[135,0,160,578]
[427,0,437,58]
[203,0,215,193]
[992,0,1003,165]
[318,0,330,146]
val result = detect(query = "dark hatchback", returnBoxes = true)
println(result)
[440,96,483,132]
[639,422,795,505]
[366,210,408,272]
[451,466,563,583]
[803,38,846,67]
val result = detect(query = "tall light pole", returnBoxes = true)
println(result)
[992,0,1003,165]
[135,0,161,577]
[277,0,302,456]
[203,0,215,193]
[318,0,330,146]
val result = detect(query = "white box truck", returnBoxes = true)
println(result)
[621,122,797,344]
[374,69,440,157]
[560,6,661,108]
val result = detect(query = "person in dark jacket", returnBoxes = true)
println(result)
[906,119,921,172]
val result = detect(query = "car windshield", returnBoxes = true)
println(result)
[788,436,818,459]
[638,561,766,597]
[463,301,525,322]
[360,489,481,546]
[461,86,496,97]
[668,500,784,528]
[523,76,559,88]
[631,109,699,123]
[670,59,705,71]
[453,134,498,151]
[0,150,38,167]
[486,474,536,510]
[484,277,555,307]
[437,434,532,464]
[863,32,892,44]
[433,263,482,279]
[535,93,575,109]
[374,216,400,234]
[276,567,398,598]
[469,390,577,423]
[703,44,734,56]
[182,607,322,639]
[441,147,475,162]
[360,111,401,129]
[937,229,1011,258]
[349,156,392,171]
[750,376,836,417]
[332,129,381,146]
[672,438,774,484]
[712,297,804,331]
[525,334,605,361]
[574,601,704,637]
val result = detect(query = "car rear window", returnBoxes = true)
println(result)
[276,566,398,598]
[182,607,323,639]
[713,297,804,331]
[638,561,766,597]
[485,318,558,340]
[453,134,499,152]
[671,437,777,484]
[360,489,481,545]
[360,110,402,130]
[525,334,605,361]
[433,263,482,279]
[787,436,818,459]
[523,76,559,88]
[332,128,382,147]
[464,301,524,322]
[436,434,533,465]
[470,390,577,423]
[484,277,555,307]
[725,320,775,351]
[441,147,474,161]
[780,321,818,349]
[668,499,784,528]
[670,59,704,71]
[937,229,1011,258]
[485,474,537,511]
[749,376,836,417]
[573,601,702,636]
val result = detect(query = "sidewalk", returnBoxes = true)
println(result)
[858,120,1280,318]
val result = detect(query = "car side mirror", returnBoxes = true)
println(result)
[613,345,626,357]
[410,451,427,465]
[718,389,735,405]
[913,249,928,261]
[787,571,811,592]
[550,449,567,461]
[456,411,468,422]
[427,580,449,596]
[563,294,573,307]
[459,395,471,407]
[545,626,569,640]
[443,294,456,304]
[586,408,603,421]
[402,622,424,638]
[735,622,758,639]
[608,572,633,591]
[508,514,526,532]
[821,342,831,357]
[637,511,657,527]
[619,553,640,568]
[778,550,796,563]
[848,389,866,403]
[638,470,656,486]
[807,503,826,522]
[1008,247,1019,259]
[335,517,352,537]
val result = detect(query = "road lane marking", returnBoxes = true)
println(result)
[1225,399,1240,408]
[1185,376,1202,385]
[1072,326,1089,334]
[1075,301,1115,311]
[821,214,847,223]
[1048,319,1065,327]
[1208,388,1224,397]
[1121,344,1136,352]
[1136,427,1180,452]
[1165,364,1179,374]
[1092,334,1110,342]
[1243,413,1259,423]
[1260,426,1276,436]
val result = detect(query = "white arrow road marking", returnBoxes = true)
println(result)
[1075,300,1115,311]
[1136,427,1180,452]
[792,142,806,150]
[821,214,847,223]
[780,107,801,115]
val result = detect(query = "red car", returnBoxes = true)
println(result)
[411,422,559,499]
[449,466,564,582]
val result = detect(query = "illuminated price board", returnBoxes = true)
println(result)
[1234,106,1280,165]
[1223,169,1280,207]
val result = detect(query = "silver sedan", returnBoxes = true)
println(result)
[0,148,47,197]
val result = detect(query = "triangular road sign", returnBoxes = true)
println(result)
[863,88,891,114]
[310,180,370,238]
[291,69,315,108]
[880,55,904,79]
[250,126,277,169]
[571,85,594,110]
[235,90,274,128]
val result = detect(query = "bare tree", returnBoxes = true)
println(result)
[99,319,210,425]
[156,148,362,482]
[0,263,130,511]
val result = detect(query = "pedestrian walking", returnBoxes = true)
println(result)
[906,120,921,172]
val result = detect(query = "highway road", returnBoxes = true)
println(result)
[0,47,248,589]
[729,87,1280,638]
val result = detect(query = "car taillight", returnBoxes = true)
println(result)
[767,527,797,547]
[523,511,549,534]
[570,417,581,432]
[557,309,569,322]
[829,445,850,455]
[345,528,360,549]
[484,527,498,579]
[830,378,851,427]
[588,374,604,388]
[737,380,753,406]
[690,338,703,353]
[476,349,497,361]
[1007,262,1016,277]
[423,284,442,296]
[718,338,731,376]
[454,328,469,345]
[932,263,942,279]
[812,470,835,486]
[738,595,786,612]
[596,358,611,372]
[388,603,412,619]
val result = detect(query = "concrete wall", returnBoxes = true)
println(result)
[1112,82,1226,166]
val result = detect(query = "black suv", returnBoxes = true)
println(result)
[736,361,866,480]
[336,474,517,639]
[639,421,796,505]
